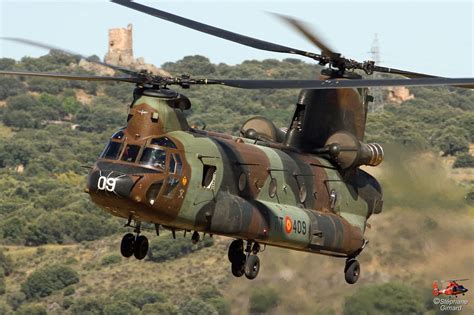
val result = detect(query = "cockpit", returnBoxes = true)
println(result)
[99,129,182,175]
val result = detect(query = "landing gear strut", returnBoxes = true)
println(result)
[120,220,149,260]
[228,239,260,280]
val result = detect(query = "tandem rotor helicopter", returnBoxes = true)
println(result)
[1,0,473,284]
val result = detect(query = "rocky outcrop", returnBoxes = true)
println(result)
[386,86,414,103]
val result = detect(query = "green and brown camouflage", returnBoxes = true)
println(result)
[87,86,383,259]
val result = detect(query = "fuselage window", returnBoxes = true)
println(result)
[169,154,176,174]
[175,154,183,175]
[150,137,177,148]
[140,148,166,170]
[202,165,217,189]
[100,141,123,160]
[121,144,141,163]
[163,177,180,197]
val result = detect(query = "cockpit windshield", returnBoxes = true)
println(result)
[100,141,122,160]
[140,148,167,170]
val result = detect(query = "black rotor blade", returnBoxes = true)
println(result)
[272,13,337,59]
[202,78,474,89]
[1,37,138,76]
[111,0,321,60]
[0,70,139,83]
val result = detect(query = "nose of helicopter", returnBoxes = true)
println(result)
[87,168,137,198]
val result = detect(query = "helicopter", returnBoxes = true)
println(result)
[433,279,469,297]
[1,0,473,284]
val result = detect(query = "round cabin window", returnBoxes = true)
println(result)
[299,184,307,203]
[268,178,277,198]
[238,172,247,192]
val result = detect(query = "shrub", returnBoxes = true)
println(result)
[0,275,5,295]
[101,254,121,266]
[249,287,279,314]
[343,282,425,315]
[7,291,26,310]
[0,250,12,275]
[147,235,214,263]
[179,297,218,315]
[21,265,79,299]
[112,288,166,310]
[142,302,179,315]
[69,297,104,315]
[15,304,47,315]
[63,286,75,296]
[453,153,474,168]
[104,301,139,315]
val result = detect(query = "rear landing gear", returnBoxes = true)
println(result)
[228,239,261,280]
[344,258,360,284]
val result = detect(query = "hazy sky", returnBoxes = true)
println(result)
[0,0,472,77]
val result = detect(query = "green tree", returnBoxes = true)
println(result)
[432,126,470,156]
[0,77,26,100]
[21,265,79,299]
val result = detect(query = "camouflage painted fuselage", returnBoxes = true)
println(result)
[87,90,382,258]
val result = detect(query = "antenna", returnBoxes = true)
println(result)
[369,33,384,112]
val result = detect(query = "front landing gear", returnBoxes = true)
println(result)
[344,258,360,284]
[120,233,149,260]
[228,239,261,280]
[120,219,149,260]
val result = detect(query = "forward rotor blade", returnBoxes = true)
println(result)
[111,0,320,60]
[1,37,138,76]
[202,78,474,89]
[272,13,337,59]
[0,70,139,83]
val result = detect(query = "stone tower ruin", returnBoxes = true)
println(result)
[104,24,134,66]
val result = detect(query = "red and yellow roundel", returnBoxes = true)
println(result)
[284,216,292,234]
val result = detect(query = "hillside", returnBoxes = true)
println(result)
[0,53,473,315]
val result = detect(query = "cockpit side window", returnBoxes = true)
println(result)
[150,137,177,148]
[140,148,166,170]
[121,145,141,163]
[100,141,123,160]
[112,129,125,140]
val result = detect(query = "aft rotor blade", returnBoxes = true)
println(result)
[1,37,138,76]
[272,13,337,59]
[202,78,474,89]
[0,70,139,83]
[111,0,321,60]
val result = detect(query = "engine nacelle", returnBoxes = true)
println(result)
[241,116,286,143]
[324,131,384,169]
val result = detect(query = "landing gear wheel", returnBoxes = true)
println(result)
[228,239,244,262]
[244,255,260,280]
[230,251,246,278]
[120,233,135,258]
[344,259,360,284]
[133,235,149,260]
[231,262,245,277]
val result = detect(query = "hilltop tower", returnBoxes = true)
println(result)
[105,24,134,66]
[369,34,384,112]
